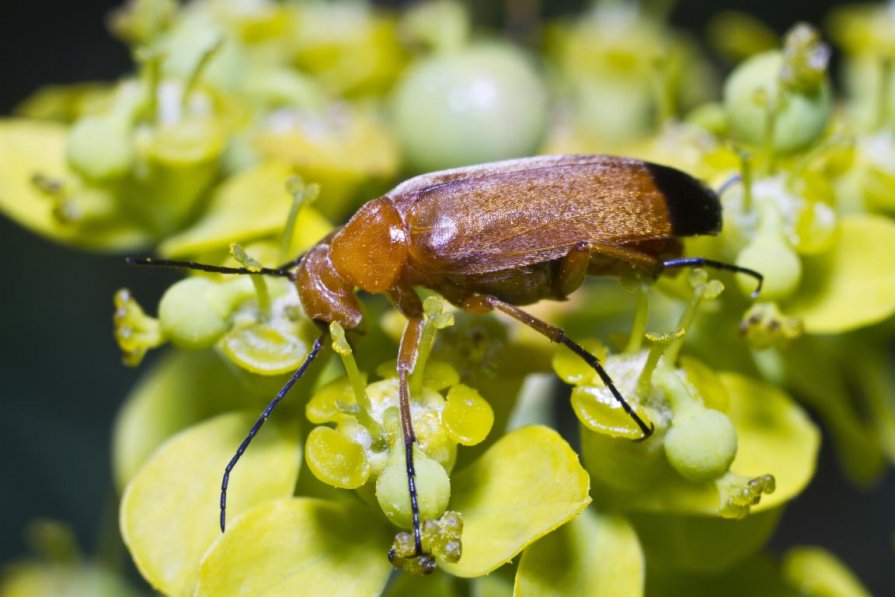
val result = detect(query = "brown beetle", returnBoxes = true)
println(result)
[133,154,761,567]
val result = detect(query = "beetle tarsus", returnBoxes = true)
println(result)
[662,257,764,298]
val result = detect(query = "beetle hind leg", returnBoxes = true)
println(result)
[462,295,654,440]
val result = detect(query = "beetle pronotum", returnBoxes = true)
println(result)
[132,154,761,568]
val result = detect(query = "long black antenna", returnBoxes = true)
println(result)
[220,332,327,531]
[127,255,304,279]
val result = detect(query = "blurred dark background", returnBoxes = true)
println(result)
[1,0,892,593]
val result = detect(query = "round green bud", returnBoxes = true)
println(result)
[376,446,451,529]
[723,51,832,154]
[66,115,135,181]
[664,408,738,483]
[391,42,548,172]
[736,232,802,300]
[158,277,230,349]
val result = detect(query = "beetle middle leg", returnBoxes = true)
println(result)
[462,294,655,440]
[393,311,429,563]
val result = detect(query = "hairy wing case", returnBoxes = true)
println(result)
[392,155,720,275]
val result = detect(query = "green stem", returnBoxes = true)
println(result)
[409,318,438,397]
[625,285,650,354]
[182,39,223,109]
[876,57,892,131]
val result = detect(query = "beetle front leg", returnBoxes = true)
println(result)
[463,294,654,440]
[396,314,426,558]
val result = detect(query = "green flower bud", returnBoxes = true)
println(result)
[736,229,802,300]
[376,445,451,529]
[392,42,548,172]
[724,50,832,154]
[158,277,230,349]
[664,408,738,483]
[66,115,135,181]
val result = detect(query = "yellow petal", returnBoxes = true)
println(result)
[120,411,300,596]
[195,498,391,597]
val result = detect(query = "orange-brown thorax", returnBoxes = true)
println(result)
[296,198,411,329]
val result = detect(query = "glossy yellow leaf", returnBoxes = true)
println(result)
[112,350,249,490]
[0,119,150,250]
[195,498,392,597]
[786,214,895,333]
[515,509,644,597]
[120,411,300,596]
[440,426,591,578]
[158,162,331,258]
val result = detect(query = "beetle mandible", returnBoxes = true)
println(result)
[133,154,762,568]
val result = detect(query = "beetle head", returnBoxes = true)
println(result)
[330,198,409,293]
[296,242,363,329]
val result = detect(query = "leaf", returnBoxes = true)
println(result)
[440,426,591,578]
[786,214,895,333]
[112,350,249,490]
[120,411,300,596]
[195,498,392,597]
[0,119,150,250]
[515,509,644,597]
[158,162,331,258]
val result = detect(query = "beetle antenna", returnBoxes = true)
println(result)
[716,173,742,198]
[220,332,327,532]
[662,258,764,298]
[127,255,304,279]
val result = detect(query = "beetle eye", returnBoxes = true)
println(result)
[331,198,409,293]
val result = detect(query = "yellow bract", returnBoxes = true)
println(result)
[0,120,150,249]
[195,499,392,597]
[158,162,331,258]
[440,426,591,578]
[120,411,300,596]
[516,509,644,597]
[786,214,895,333]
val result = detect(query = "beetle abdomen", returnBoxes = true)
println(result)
[644,162,722,236]
[391,155,720,277]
